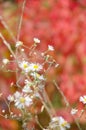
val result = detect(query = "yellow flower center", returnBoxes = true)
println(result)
[23,63,28,69]
[61,121,67,127]
[33,65,38,69]
[20,97,25,103]
[84,97,86,102]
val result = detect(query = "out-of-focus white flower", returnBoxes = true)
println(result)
[19,61,30,73]
[55,63,59,68]
[52,117,59,122]
[22,85,32,93]
[16,41,23,47]
[71,108,78,115]
[2,109,5,113]
[22,80,33,93]
[48,45,54,51]
[13,91,32,109]
[79,95,86,104]
[2,58,9,65]
[59,116,70,130]
[49,116,70,130]
[7,95,14,102]
[33,38,40,43]
[21,48,24,52]
[49,117,59,129]
[31,72,45,81]
[29,63,43,72]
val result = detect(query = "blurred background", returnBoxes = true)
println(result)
[0,0,86,129]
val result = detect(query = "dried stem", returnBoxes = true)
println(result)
[0,33,16,58]
[53,80,69,107]
[17,0,26,41]
[53,80,82,130]
[0,16,16,42]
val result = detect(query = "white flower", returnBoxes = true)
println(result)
[55,64,59,68]
[31,72,45,81]
[48,45,54,51]
[29,63,43,72]
[71,108,78,115]
[49,116,70,130]
[22,85,32,93]
[79,95,86,104]
[21,48,24,52]
[59,117,70,130]
[7,95,14,102]
[2,58,9,65]
[13,91,32,109]
[22,80,33,93]
[49,117,59,129]
[33,38,40,43]
[19,61,30,73]
[16,41,23,47]
[2,109,5,113]
[52,117,59,122]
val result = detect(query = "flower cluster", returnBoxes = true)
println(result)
[44,116,70,130]
[0,36,65,129]
[1,0,86,129]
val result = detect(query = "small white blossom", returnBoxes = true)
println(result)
[13,91,32,109]
[49,116,70,130]
[29,63,43,72]
[48,45,54,51]
[22,85,32,93]
[33,38,40,43]
[19,61,30,73]
[16,41,23,47]
[2,58,9,65]
[7,95,14,102]
[71,108,78,115]
[22,80,33,93]
[31,72,45,81]
[55,63,59,68]
[52,117,59,122]
[49,117,59,129]
[79,95,86,104]
[2,109,5,113]
[59,116,70,130]
[21,48,24,52]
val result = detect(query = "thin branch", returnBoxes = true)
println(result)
[17,0,26,41]
[53,80,69,107]
[0,33,16,59]
[0,16,16,42]
[53,80,82,130]
[43,88,56,116]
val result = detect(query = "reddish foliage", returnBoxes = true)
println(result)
[0,0,86,128]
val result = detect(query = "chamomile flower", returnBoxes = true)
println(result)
[48,45,54,51]
[29,63,43,72]
[79,95,86,104]
[19,61,30,73]
[31,72,45,81]
[22,80,33,93]
[33,38,40,43]
[49,117,59,129]
[59,116,70,130]
[13,91,32,109]
[7,95,14,102]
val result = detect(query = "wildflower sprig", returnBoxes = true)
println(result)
[0,34,65,130]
